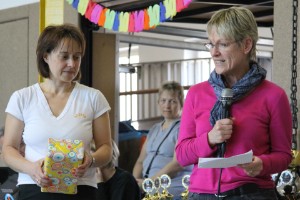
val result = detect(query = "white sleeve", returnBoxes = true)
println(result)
[93,90,111,119]
[5,90,24,121]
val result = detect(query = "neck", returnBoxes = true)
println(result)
[162,118,177,129]
[41,80,75,95]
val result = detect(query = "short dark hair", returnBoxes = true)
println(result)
[36,24,86,81]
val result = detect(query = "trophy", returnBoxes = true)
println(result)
[181,175,190,199]
[142,178,154,200]
[153,177,161,200]
[5,194,14,200]
[160,174,173,200]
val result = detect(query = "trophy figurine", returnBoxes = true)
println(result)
[181,175,190,199]
[142,178,154,200]
[153,177,161,200]
[160,174,173,200]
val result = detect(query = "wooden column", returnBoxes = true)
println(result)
[92,33,119,141]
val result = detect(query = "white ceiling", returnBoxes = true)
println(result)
[0,0,38,11]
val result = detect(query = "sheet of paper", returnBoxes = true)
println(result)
[198,150,253,168]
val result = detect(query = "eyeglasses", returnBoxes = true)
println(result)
[204,41,237,51]
[159,99,178,105]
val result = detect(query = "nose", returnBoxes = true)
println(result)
[210,46,221,57]
[165,101,174,107]
[67,58,76,68]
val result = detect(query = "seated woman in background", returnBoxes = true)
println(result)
[97,140,140,200]
[133,81,192,199]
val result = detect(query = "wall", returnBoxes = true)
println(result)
[273,0,300,149]
[0,1,78,127]
[273,0,294,90]
[0,4,39,127]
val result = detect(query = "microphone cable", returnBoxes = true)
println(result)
[216,168,223,200]
[216,143,226,200]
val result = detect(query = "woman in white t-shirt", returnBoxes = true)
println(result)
[2,24,112,200]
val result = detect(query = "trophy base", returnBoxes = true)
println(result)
[161,189,173,200]
[181,189,189,200]
[290,150,300,167]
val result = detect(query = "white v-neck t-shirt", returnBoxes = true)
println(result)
[5,82,110,187]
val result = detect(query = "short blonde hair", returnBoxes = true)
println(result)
[207,7,258,61]
[158,81,184,108]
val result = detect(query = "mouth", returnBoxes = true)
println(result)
[64,71,75,74]
[214,59,226,63]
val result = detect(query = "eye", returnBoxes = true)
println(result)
[59,53,69,60]
[219,43,229,48]
[205,43,214,50]
[159,99,166,104]
[171,100,178,104]
[73,55,82,61]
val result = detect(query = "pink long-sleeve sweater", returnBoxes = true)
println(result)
[175,80,292,194]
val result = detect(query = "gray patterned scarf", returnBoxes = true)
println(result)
[208,62,267,126]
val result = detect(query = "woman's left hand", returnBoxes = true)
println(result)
[76,151,93,177]
[238,156,263,177]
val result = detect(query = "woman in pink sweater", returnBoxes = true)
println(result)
[175,7,292,200]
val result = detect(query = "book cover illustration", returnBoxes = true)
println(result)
[41,138,84,194]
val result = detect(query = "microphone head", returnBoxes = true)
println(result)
[221,88,233,106]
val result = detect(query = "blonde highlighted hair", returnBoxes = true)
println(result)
[207,7,258,61]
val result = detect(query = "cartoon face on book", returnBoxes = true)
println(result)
[42,138,84,194]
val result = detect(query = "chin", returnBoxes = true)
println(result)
[214,67,227,75]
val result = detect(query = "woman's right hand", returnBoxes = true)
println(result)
[29,159,51,187]
[208,118,233,147]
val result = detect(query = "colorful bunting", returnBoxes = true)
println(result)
[66,0,192,33]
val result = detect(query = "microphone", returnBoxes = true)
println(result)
[221,88,233,118]
[218,88,233,157]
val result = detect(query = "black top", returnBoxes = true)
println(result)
[0,167,18,199]
[97,167,141,200]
